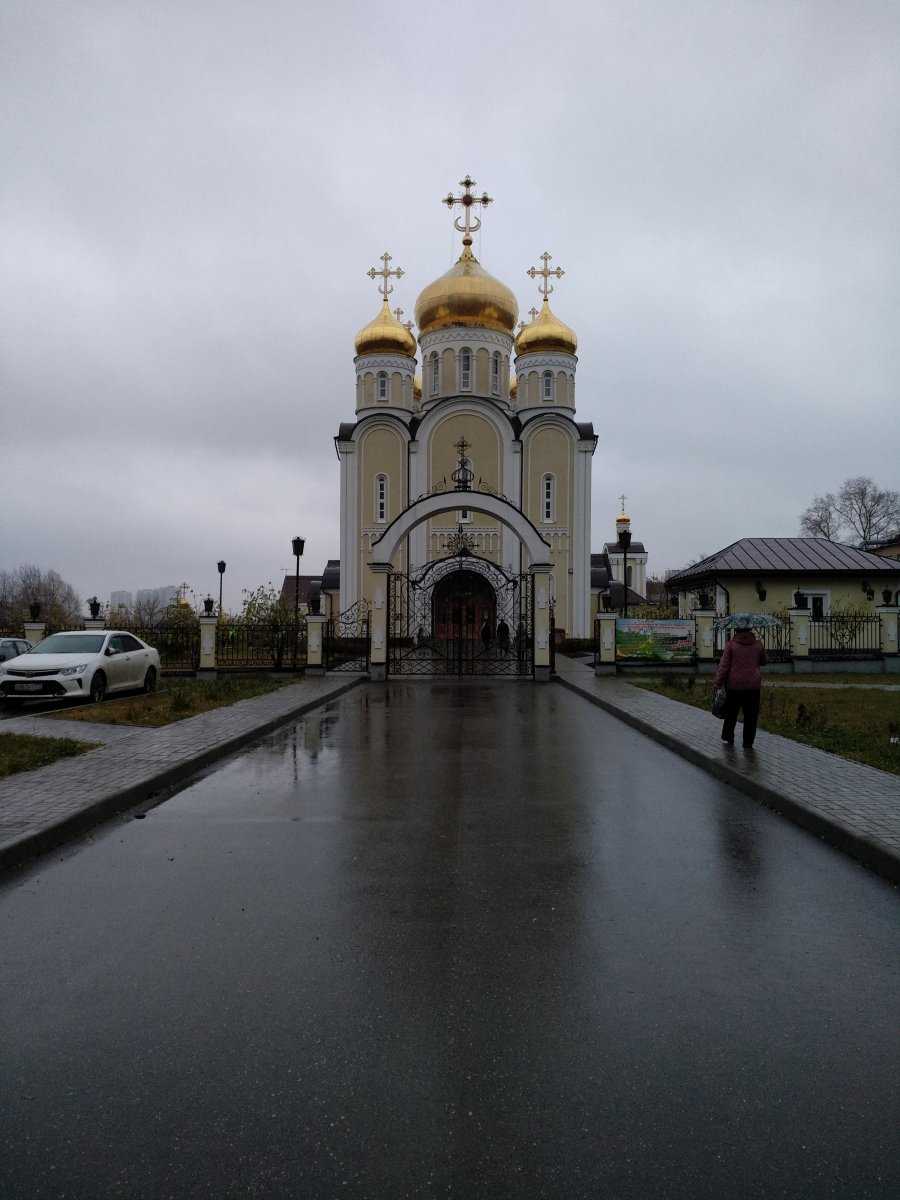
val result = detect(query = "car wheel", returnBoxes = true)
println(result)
[143,667,158,694]
[89,672,107,704]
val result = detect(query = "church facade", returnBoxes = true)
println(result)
[334,177,597,658]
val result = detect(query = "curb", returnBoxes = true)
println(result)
[556,676,900,887]
[0,676,364,874]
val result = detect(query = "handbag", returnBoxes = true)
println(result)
[711,687,728,718]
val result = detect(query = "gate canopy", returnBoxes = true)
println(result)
[369,491,552,569]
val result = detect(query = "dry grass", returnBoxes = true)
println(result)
[631,676,900,775]
[0,731,97,778]
[43,674,300,728]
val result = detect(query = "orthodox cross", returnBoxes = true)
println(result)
[443,175,493,247]
[367,251,404,300]
[527,251,565,299]
[394,306,414,332]
[618,493,627,513]
[452,435,474,491]
[529,306,539,321]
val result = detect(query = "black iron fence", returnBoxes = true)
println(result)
[119,623,200,671]
[714,612,793,662]
[325,605,370,673]
[215,621,306,670]
[809,614,881,657]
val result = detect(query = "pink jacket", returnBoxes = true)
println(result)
[714,632,767,690]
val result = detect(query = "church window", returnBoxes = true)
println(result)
[543,370,553,401]
[542,474,555,523]
[491,352,500,395]
[375,474,388,523]
[377,371,388,402]
[459,508,472,523]
[460,348,472,391]
[626,564,633,588]
[430,352,439,395]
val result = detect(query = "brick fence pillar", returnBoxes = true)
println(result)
[693,609,716,672]
[789,608,810,668]
[876,605,899,661]
[306,614,326,674]
[594,612,617,675]
[368,564,391,682]
[198,615,217,675]
[23,622,45,646]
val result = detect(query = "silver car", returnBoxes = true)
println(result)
[0,630,160,704]
[0,637,32,663]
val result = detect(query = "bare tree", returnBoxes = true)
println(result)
[0,564,81,629]
[132,593,164,627]
[835,477,900,547]
[799,493,840,540]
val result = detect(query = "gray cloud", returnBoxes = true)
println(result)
[2,0,898,608]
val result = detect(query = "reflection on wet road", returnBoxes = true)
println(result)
[2,682,898,1198]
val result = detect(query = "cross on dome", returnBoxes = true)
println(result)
[527,251,565,300]
[367,251,404,301]
[443,175,493,249]
[529,306,539,321]
[393,306,414,332]
[618,493,627,513]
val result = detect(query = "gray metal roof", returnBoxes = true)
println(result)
[321,560,341,591]
[604,541,646,555]
[669,537,900,585]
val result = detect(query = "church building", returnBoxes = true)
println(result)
[333,177,597,674]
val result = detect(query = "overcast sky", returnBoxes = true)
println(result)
[2,0,898,612]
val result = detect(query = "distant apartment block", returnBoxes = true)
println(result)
[109,590,133,609]
[136,586,178,610]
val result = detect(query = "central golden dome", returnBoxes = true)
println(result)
[354,300,417,358]
[415,246,518,337]
[514,297,577,356]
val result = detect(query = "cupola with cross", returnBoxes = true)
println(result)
[415,175,517,408]
[514,251,578,411]
[354,251,417,413]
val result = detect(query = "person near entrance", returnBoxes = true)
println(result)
[714,616,767,749]
[497,619,510,653]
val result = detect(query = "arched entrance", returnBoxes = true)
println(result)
[387,553,534,676]
[432,570,496,642]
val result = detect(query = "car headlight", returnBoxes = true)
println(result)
[59,663,89,677]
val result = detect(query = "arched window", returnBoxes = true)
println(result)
[541,473,555,523]
[430,352,439,396]
[377,371,388,402]
[459,455,474,521]
[491,352,500,395]
[374,474,388,523]
[542,370,553,401]
[459,348,472,391]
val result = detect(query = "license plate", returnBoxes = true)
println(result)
[15,682,43,692]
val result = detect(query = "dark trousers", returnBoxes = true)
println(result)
[721,688,761,747]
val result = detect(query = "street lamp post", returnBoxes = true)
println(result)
[217,561,226,617]
[292,536,305,670]
[618,527,632,618]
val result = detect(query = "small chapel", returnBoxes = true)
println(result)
[332,176,598,677]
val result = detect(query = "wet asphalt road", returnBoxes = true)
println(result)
[1,681,898,1199]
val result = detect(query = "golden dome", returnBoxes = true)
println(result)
[509,372,517,400]
[415,246,518,337]
[514,296,577,356]
[413,373,422,400]
[354,300,416,358]
[616,513,631,524]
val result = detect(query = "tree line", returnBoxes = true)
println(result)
[0,564,81,630]
[800,476,899,547]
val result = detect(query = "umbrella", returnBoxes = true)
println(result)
[713,612,784,633]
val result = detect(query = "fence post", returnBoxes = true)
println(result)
[693,608,716,673]
[198,615,217,676]
[23,621,46,646]
[877,605,899,663]
[368,564,391,682]
[531,565,552,681]
[789,608,810,671]
[594,612,617,675]
[83,617,105,631]
[306,614,326,675]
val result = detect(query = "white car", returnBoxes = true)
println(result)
[0,630,160,704]
[0,637,32,662]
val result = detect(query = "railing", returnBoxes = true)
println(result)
[215,621,306,670]
[118,623,200,671]
[809,614,881,657]
[325,605,370,673]
[714,612,792,662]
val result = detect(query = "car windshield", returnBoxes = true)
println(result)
[31,634,106,655]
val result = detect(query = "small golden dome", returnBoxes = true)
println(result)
[354,300,417,358]
[514,297,577,356]
[509,372,517,399]
[616,513,631,524]
[415,246,518,337]
[413,373,422,400]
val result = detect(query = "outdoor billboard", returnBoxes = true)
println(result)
[615,618,694,662]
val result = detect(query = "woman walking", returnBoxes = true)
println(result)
[714,616,767,748]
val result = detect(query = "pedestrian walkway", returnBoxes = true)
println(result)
[0,675,363,870]
[555,655,900,884]
[765,680,900,691]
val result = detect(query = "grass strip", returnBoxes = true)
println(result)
[42,673,300,728]
[631,675,900,775]
[0,732,97,779]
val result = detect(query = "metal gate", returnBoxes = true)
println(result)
[325,602,370,672]
[388,554,534,677]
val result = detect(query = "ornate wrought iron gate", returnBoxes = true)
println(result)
[388,554,534,677]
[325,602,370,672]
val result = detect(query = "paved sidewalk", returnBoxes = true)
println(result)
[555,656,900,884]
[0,675,363,871]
